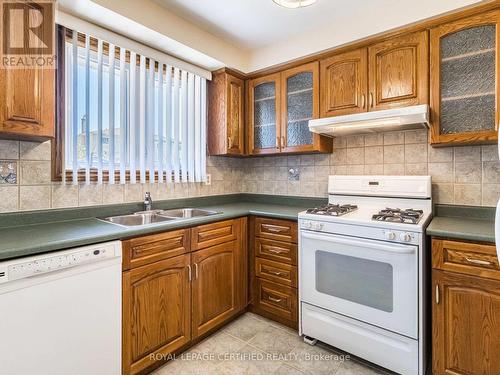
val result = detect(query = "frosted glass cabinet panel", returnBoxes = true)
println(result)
[430,10,499,146]
[248,62,330,155]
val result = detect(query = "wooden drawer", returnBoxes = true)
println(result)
[191,219,239,251]
[432,238,500,280]
[255,217,297,243]
[253,278,297,328]
[255,257,297,287]
[122,229,189,270]
[255,237,297,265]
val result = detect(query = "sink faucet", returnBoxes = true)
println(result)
[144,192,153,211]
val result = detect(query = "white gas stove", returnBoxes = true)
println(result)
[298,175,432,375]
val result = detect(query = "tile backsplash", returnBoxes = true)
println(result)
[0,128,499,213]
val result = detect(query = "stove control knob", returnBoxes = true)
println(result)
[302,221,312,229]
[385,231,396,240]
[312,222,324,231]
[400,233,412,242]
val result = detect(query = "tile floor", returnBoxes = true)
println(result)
[153,312,391,375]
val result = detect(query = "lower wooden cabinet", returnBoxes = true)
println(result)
[432,238,500,375]
[122,254,191,375]
[192,239,246,339]
[122,217,247,375]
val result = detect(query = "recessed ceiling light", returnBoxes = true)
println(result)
[272,0,317,9]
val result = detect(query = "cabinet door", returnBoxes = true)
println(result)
[191,240,243,338]
[123,254,191,375]
[281,62,320,153]
[248,73,281,154]
[430,10,499,146]
[432,270,500,375]
[226,74,245,155]
[368,30,429,111]
[320,48,368,117]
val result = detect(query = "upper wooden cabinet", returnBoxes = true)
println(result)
[320,31,428,117]
[0,59,55,141]
[320,48,368,117]
[368,30,429,111]
[430,10,500,146]
[248,63,331,155]
[208,69,245,155]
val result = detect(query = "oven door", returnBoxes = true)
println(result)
[300,230,418,338]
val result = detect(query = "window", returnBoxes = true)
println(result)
[55,26,207,184]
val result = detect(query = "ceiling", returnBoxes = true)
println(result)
[155,0,484,52]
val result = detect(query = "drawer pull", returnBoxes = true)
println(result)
[268,296,282,303]
[264,225,286,233]
[465,257,493,266]
[267,270,284,276]
[268,248,286,254]
[435,285,439,305]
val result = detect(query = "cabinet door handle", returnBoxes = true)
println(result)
[465,257,493,266]
[361,94,366,109]
[227,136,232,149]
[369,92,374,108]
[194,263,199,279]
[268,296,282,303]
[187,265,192,282]
[435,285,439,304]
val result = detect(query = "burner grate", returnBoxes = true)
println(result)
[372,208,423,224]
[306,204,358,217]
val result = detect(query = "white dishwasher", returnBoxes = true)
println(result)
[0,241,122,375]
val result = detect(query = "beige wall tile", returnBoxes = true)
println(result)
[455,162,481,183]
[0,186,19,211]
[299,155,315,166]
[124,183,143,202]
[346,135,364,148]
[364,164,384,175]
[52,185,78,208]
[483,162,500,184]
[405,163,428,176]
[330,165,347,175]
[384,164,405,175]
[432,183,454,204]
[274,181,287,195]
[19,186,50,211]
[346,165,364,175]
[384,131,405,145]
[19,161,51,185]
[300,181,316,196]
[333,137,346,148]
[429,163,454,183]
[482,145,499,162]
[364,146,383,165]
[405,130,428,144]
[383,145,404,164]
[454,146,481,162]
[20,141,51,160]
[364,133,384,147]
[428,146,453,163]
[287,155,300,166]
[79,185,103,206]
[0,140,19,159]
[275,167,288,181]
[405,143,428,164]
[346,147,364,165]
[482,184,500,206]
[102,184,124,204]
[331,148,346,165]
[314,154,330,166]
[454,184,481,206]
[314,166,329,182]
[287,181,300,196]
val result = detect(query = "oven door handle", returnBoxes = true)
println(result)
[301,231,416,254]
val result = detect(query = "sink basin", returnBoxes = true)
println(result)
[159,208,219,219]
[101,212,176,227]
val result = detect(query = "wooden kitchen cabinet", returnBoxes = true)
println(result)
[122,254,192,375]
[430,10,500,146]
[248,63,331,155]
[208,69,245,155]
[367,30,429,111]
[432,238,500,375]
[320,48,368,117]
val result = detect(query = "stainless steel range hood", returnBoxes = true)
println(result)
[308,104,429,137]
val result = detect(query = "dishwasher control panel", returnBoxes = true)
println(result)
[0,241,122,284]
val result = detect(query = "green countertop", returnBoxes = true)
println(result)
[0,196,320,261]
[426,205,496,244]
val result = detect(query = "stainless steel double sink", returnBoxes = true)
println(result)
[101,208,219,227]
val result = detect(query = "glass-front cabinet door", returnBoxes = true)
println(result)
[248,73,281,154]
[281,62,320,153]
[430,10,499,145]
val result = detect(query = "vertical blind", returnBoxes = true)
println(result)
[64,30,207,185]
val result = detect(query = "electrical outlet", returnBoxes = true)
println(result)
[204,174,211,185]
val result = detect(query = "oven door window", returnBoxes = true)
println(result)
[316,251,393,312]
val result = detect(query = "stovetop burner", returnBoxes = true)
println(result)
[372,208,424,224]
[306,204,358,217]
